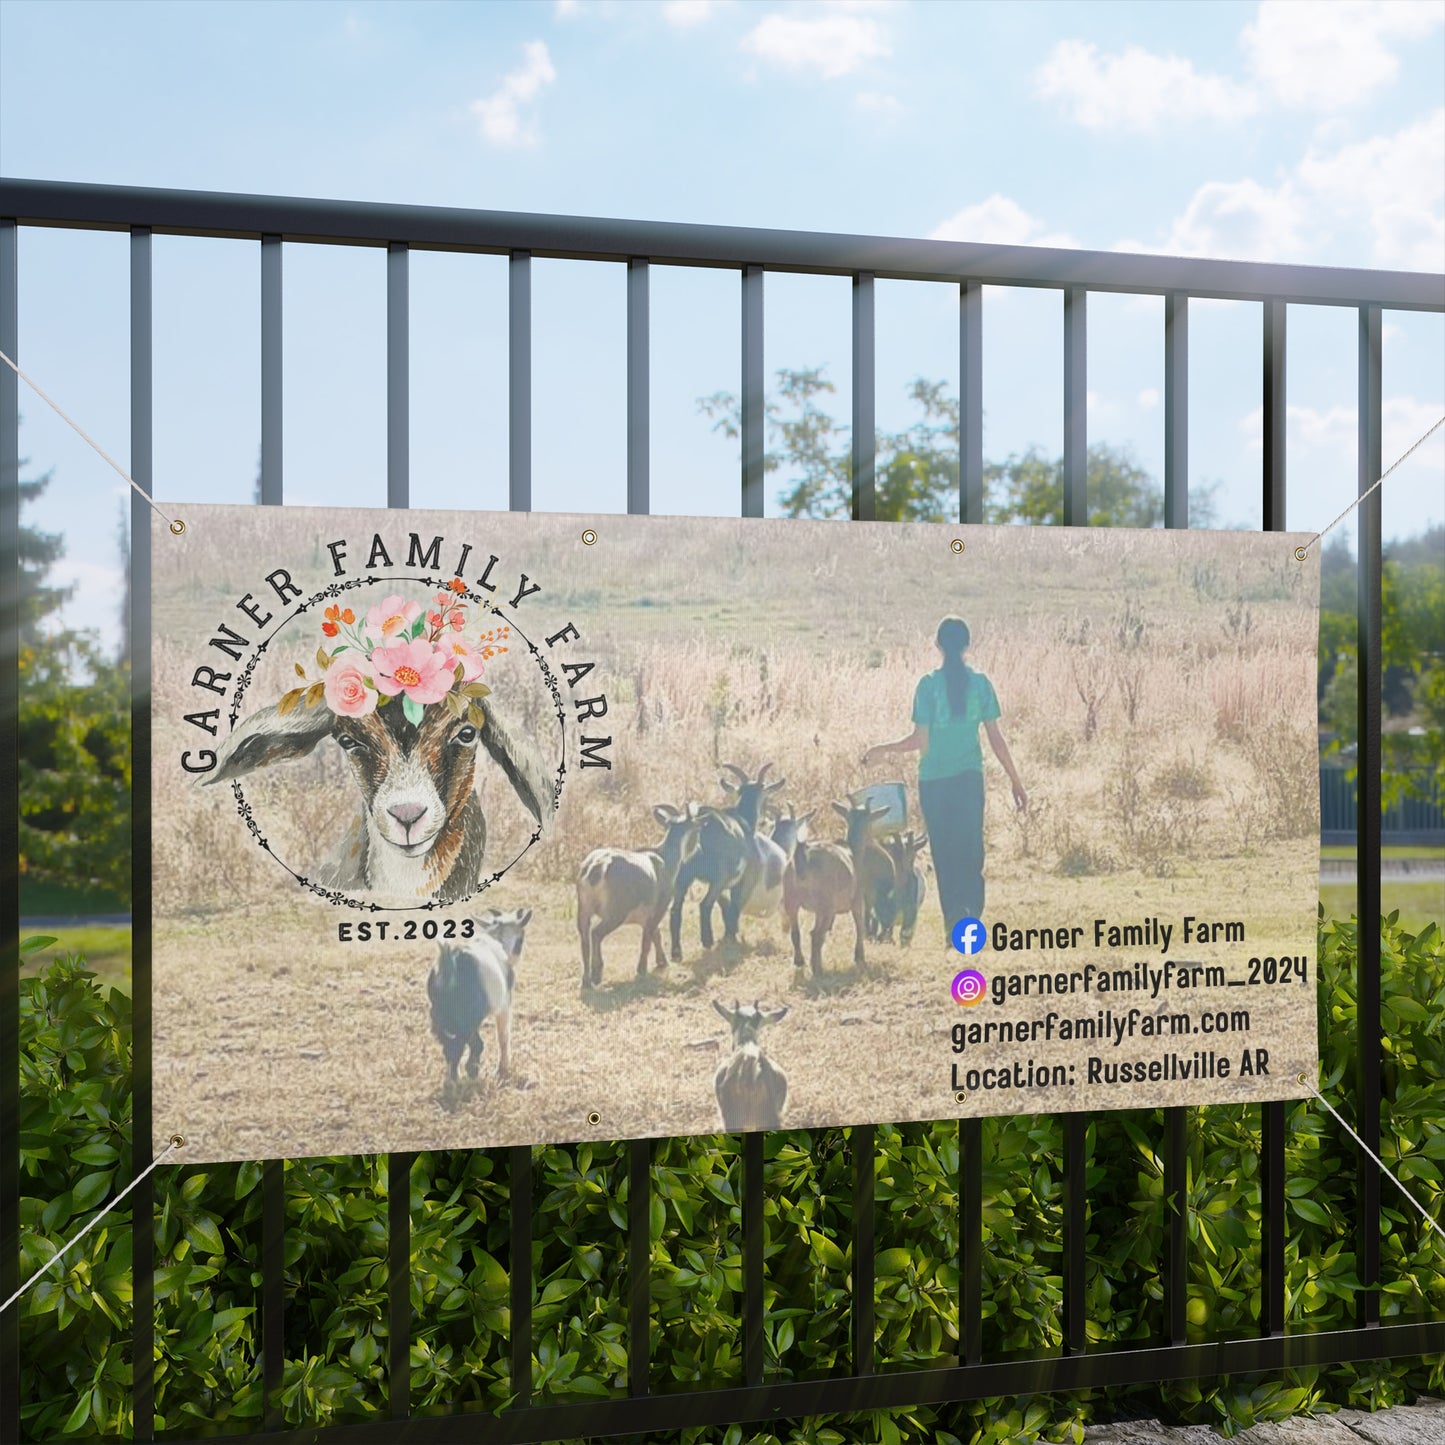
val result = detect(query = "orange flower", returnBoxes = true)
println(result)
[322,621,339,637]
[448,577,467,593]
[325,604,354,625]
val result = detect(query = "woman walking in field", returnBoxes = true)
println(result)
[863,617,1026,937]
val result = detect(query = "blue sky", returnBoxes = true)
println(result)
[1,0,1442,652]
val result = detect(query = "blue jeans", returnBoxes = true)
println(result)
[918,770,985,939]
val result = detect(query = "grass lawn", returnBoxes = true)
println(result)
[21,926,132,995]
[1319,844,1445,861]
[20,878,128,916]
[1318,881,1444,939]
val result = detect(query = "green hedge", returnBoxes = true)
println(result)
[14,914,1445,1443]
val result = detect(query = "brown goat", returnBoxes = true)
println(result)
[782,799,887,974]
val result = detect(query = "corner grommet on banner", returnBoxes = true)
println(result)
[587,1110,602,1126]
[581,529,597,546]
[950,538,965,554]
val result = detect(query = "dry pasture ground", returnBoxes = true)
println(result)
[153,837,1317,1162]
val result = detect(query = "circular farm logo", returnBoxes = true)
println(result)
[181,560,572,913]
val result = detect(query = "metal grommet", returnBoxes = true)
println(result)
[954,1090,967,1105]
[170,1134,186,1149]
[587,1110,601,1126]
[950,538,965,554]
[1293,545,1308,562]
[1297,1073,1309,1086]
[581,529,597,546]
[169,519,186,536]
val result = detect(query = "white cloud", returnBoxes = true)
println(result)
[1138,388,1160,410]
[741,9,890,79]
[470,41,557,149]
[1034,39,1255,131]
[1241,0,1444,111]
[662,0,716,26]
[555,0,581,16]
[1239,398,1445,476]
[1127,111,1444,271]
[1295,109,1445,272]
[929,194,1079,250]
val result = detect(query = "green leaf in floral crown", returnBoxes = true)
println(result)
[304,682,326,708]
[403,695,425,728]
[317,647,333,671]
[410,616,426,639]
[445,691,466,719]
[277,688,305,717]
[376,690,391,706]
[461,683,491,699]
[467,703,486,729]
[454,663,465,683]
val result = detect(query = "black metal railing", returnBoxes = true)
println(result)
[2,177,1443,1444]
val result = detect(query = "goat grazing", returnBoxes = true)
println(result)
[712,999,789,1131]
[783,798,887,974]
[669,762,784,961]
[205,685,553,906]
[427,907,532,1102]
[576,804,701,988]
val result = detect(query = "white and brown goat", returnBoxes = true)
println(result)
[712,999,789,1131]
[576,804,701,988]
[783,798,887,974]
[204,695,553,905]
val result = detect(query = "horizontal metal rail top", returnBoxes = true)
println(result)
[3,176,1444,310]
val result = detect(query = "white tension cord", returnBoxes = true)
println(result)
[0,347,183,535]
[0,1137,183,1316]
[1294,413,1445,560]
[1303,1075,1445,1245]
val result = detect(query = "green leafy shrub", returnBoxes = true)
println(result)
[13,915,1444,1442]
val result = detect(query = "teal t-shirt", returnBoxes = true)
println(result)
[911,667,1000,780]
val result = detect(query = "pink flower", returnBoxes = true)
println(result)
[427,610,444,629]
[371,637,456,705]
[323,661,377,718]
[448,608,467,631]
[438,636,485,683]
[364,594,423,642]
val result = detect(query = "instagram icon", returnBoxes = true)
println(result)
[951,969,987,1007]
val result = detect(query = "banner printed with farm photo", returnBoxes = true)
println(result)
[152,505,1322,1163]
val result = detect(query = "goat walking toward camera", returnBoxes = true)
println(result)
[783,798,887,974]
[712,999,789,1132]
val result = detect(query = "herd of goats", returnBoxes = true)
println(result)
[425,763,933,1133]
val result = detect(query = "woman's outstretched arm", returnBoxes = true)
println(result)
[983,720,1028,810]
[863,725,927,766]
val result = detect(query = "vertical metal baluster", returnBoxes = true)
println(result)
[509,252,531,512]
[1261,297,1288,1336]
[741,264,764,519]
[852,273,875,522]
[958,1118,983,1366]
[1163,292,1190,1345]
[1263,301,1286,534]
[260,235,282,504]
[510,1145,533,1408]
[387,243,409,509]
[852,1125,875,1375]
[1164,293,1188,530]
[1062,287,1087,526]
[259,231,287,1430]
[627,1139,651,1397]
[1062,1114,1087,1354]
[387,1153,411,1419]
[1355,304,1383,1330]
[627,258,649,517]
[130,224,157,1445]
[0,213,22,1445]
[743,1133,765,1386]
[384,238,413,1422]
[959,280,983,525]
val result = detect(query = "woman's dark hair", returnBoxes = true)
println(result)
[936,616,971,717]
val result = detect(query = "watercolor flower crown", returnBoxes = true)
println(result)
[277,579,508,730]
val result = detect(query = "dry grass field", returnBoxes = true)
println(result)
[150,507,1322,1161]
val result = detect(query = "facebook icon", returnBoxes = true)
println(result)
[952,917,986,955]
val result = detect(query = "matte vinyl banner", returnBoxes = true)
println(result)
[152,506,1321,1162]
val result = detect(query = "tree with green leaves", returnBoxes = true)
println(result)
[699,366,1216,527]
[17,458,131,904]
